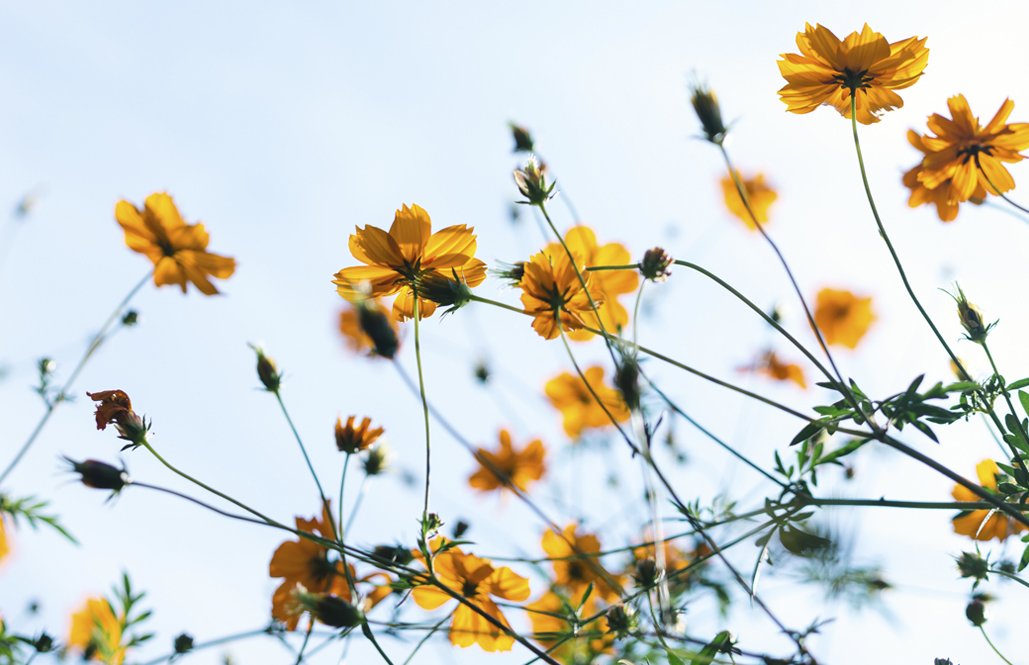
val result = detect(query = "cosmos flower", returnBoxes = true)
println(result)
[777,23,928,124]
[67,597,126,665]
[468,429,546,494]
[519,247,604,340]
[541,524,622,603]
[720,172,777,229]
[951,459,1028,542]
[545,366,630,438]
[813,288,875,349]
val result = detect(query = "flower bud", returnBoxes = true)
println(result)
[248,344,282,392]
[372,544,414,566]
[418,270,472,315]
[493,261,525,286]
[956,551,990,584]
[949,285,993,343]
[292,589,364,628]
[357,301,399,359]
[509,122,535,153]
[32,632,54,653]
[173,633,194,654]
[605,604,637,638]
[335,416,384,454]
[513,156,556,206]
[614,354,641,412]
[639,247,673,282]
[363,444,391,476]
[965,598,986,626]
[689,83,728,145]
[121,310,139,327]
[65,457,129,492]
[633,558,661,588]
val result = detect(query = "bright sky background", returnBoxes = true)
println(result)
[3,1,1029,663]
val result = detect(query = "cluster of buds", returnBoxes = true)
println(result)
[513,156,556,206]
[249,344,283,392]
[335,416,384,454]
[689,82,728,145]
[639,247,673,282]
[87,390,149,448]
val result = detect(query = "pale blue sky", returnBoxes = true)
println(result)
[2,1,1029,663]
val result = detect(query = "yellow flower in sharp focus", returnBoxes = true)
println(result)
[913,95,1029,206]
[952,460,1028,541]
[777,23,928,124]
[548,227,638,342]
[545,366,630,438]
[519,247,605,340]
[332,204,487,321]
[115,193,236,295]
[68,597,126,665]
[720,173,778,229]
[468,428,547,494]
[542,525,622,603]
[412,542,530,652]
[269,505,350,630]
[813,288,875,349]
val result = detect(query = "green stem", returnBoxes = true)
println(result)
[338,453,351,540]
[413,294,432,526]
[274,390,338,542]
[979,625,1014,665]
[401,612,452,665]
[982,340,1029,456]
[361,622,396,665]
[976,156,1029,217]
[0,270,152,485]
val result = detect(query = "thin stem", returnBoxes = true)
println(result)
[361,622,396,665]
[274,390,338,542]
[401,612,452,665]
[979,625,1014,665]
[338,453,352,539]
[135,628,273,665]
[345,474,367,533]
[133,482,275,528]
[294,622,315,665]
[413,294,432,526]
[982,340,1029,453]
[976,156,1029,217]
[0,270,152,485]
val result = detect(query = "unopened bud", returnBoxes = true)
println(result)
[363,444,391,476]
[689,82,728,145]
[358,301,399,359]
[372,544,414,566]
[605,604,637,637]
[965,598,987,626]
[173,633,194,654]
[614,355,641,412]
[633,558,661,588]
[509,122,535,153]
[949,285,993,344]
[639,247,673,282]
[293,589,364,628]
[65,457,129,492]
[956,551,990,584]
[249,344,282,392]
[418,270,473,315]
[513,156,556,206]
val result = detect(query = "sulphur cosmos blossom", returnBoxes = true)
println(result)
[115,193,236,295]
[813,288,875,349]
[527,591,612,657]
[547,227,638,342]
[468,429,546,494]
[903,129,985,222]
[519,247,605,340]
[777,23,928,124]
[0,516,8,563]
[739,350,807,389]
[910,95,1029,208]
[338,299,398,356]
[720,173,777,229]
[332,204,486,321]
[412,542,530,651]
[951,459,1028,542]
[542,524,622,603]
[334,416,384,454]
[68,597,126,665]
[269,506,349,630]
[545,366,630,438]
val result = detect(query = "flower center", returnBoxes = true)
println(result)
[833,68,874,91]
[461,580,480,598]
[958,143,994,164]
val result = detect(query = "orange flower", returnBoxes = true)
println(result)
[338,299,399,356]
[813,288,875,349]
[519,247,605,340]
[527,591,612,657]
[412,542,530,651]
[0,516,9,564]
[269,505,349,630]
[739,351,807,389]
[87,390,147,445]
[468,429,546,494]
[115,193,236,295]
[541,524,622,603]
[777,23,928,124]
[910,95,1029,209]
[903,129,985,222]
[334,416,384,454]
[720,173,777,229]
[68,597,126,665]
[545,366,630,438]
[548,227,638,342]
[332,204,486,321]
[952,460,1028,542]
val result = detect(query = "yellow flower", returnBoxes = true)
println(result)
[68,597,126,665]
[468,429,546,494]
[0,516,9,564]
[813,288,875,349]
[269,506,349,630]
[527,591,612,657]
[332,204,486,321]
[777,23,928,124]
[115,193,236,295]
[739,350,807,389]
[903,129,985,222]
[952,460,1028,542]
[338,299,399,356]
[912,95,1029,206]
[519,247,604,340]
[545,366,630,438]
[412,543,530,651]
[334,416,384,454]
[548,227,638,342]
[541,524,622,603]
[720,173,777,229]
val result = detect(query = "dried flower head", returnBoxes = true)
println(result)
[334,416,384,454]
[87,390,149,447]
[639,247,673,282]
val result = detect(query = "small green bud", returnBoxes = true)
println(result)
[248,344,282,392]
[689,82,728,145]
[513,156,556,206]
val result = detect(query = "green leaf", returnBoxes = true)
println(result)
[1007,378,1029,391]
[1019,391,1029,418]
[790,421,823,446]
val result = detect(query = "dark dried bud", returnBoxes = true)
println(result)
[248,344,282,392]
[633,558,661,588]
[121,310,139,327]
[173,633,195,654]
[65,457,129,492]
[639,247,673,282]
[452,519,470,539]
[358,301,399,359]
[32,632,54,653]
[965,598,986,626]
[509,122,535,153]
[86,389,150,447]
[605,604,636,637]
[689,82,728,145]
